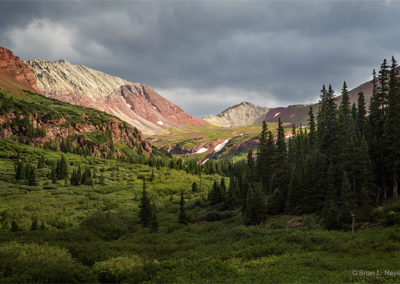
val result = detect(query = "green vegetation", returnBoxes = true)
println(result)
[0,135,400,282]
[1,58,400,283]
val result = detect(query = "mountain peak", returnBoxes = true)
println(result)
[203,102,269,127]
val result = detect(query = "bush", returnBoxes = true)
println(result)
[93,256,159,283]
[0,242,95,283]
[384,211,400,226]
[81,211,130,240]
[203,210,237,222]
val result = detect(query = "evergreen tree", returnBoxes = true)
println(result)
[27,165,37,186]
[192,182,198,193]
[15,161,25,181]
[369,66,389,200]
[308,106,316,150]
[247,150,255,170]
[81,167,93,186]
[383,56,400,198]
[59,155,68,180]
[208,181,224,204]
[178,191,187,224]
[357,92,367,136]
[244,183,267,225]
[274,118,288,194]
[31,217,38,231]
[11,220,20,232]
[37,155,45,169]
[138,180,152,227]
[339,172,355,228]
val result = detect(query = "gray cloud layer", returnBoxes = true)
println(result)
[1,0,400,116]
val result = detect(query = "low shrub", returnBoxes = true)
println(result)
[93,255,159,283]
[0,242,95,283]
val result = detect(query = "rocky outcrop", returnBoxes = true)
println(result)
[0,106,151,157]
[0,46,39,93]
[27,59,207,135]
[203,102,269,127]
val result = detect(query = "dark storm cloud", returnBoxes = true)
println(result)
[1,0,400,116]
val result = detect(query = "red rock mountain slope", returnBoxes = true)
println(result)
[0,47,39,95]
[27,59,207,135]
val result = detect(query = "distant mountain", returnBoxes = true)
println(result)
[205,77,377,127]
[26,59,207,135]
[203,102,269,127]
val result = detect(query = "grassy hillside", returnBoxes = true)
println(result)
[150,122,291,162]
[1,139,400,282]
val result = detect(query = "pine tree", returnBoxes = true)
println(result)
[15,161,25,181]
[59,155,68,180]
[274,118,288,194]
[31,217,38,231]
[308,106,316,150]
[37,155,45,169]
[208,181,224,204]
[27,165,37,186]
[81,167,93,185]
[138,180,152,227]
[192,182,198,193]
[357,92,367,136]
[178,191,187,224]
[244,183,267,225]
[247,150,255,169]
[51,162,57,184]
[339,172,355,228]
[383,56,400,198]
[11,220,20,232]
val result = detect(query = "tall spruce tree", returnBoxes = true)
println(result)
[27,165,37,186]
[384,56,400,198]
[178,191,187,224]
[244,183,267,225]
[357,92,367,136]
[138,180,152,227]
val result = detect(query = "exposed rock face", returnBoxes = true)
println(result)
[0,46,39,93]
[27,59,207,135]
[203,102,269,127]
[0,109,152,157]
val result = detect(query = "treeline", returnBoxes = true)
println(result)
[214,57,400,229]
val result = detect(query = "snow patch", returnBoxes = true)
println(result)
[214,139,230,152]
[273,112,280,118]
[157,121,164,125]
[201,158,209,165]
[196,147,208,154]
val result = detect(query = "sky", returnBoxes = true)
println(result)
[1,0,400,117]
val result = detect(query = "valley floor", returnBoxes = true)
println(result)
[0,139,399,283]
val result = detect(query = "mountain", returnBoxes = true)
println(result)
[0,47,39,95]
[205,78,377,127]
[27,59,207,135]
[0,46,152,159]
[202,102,269,127]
